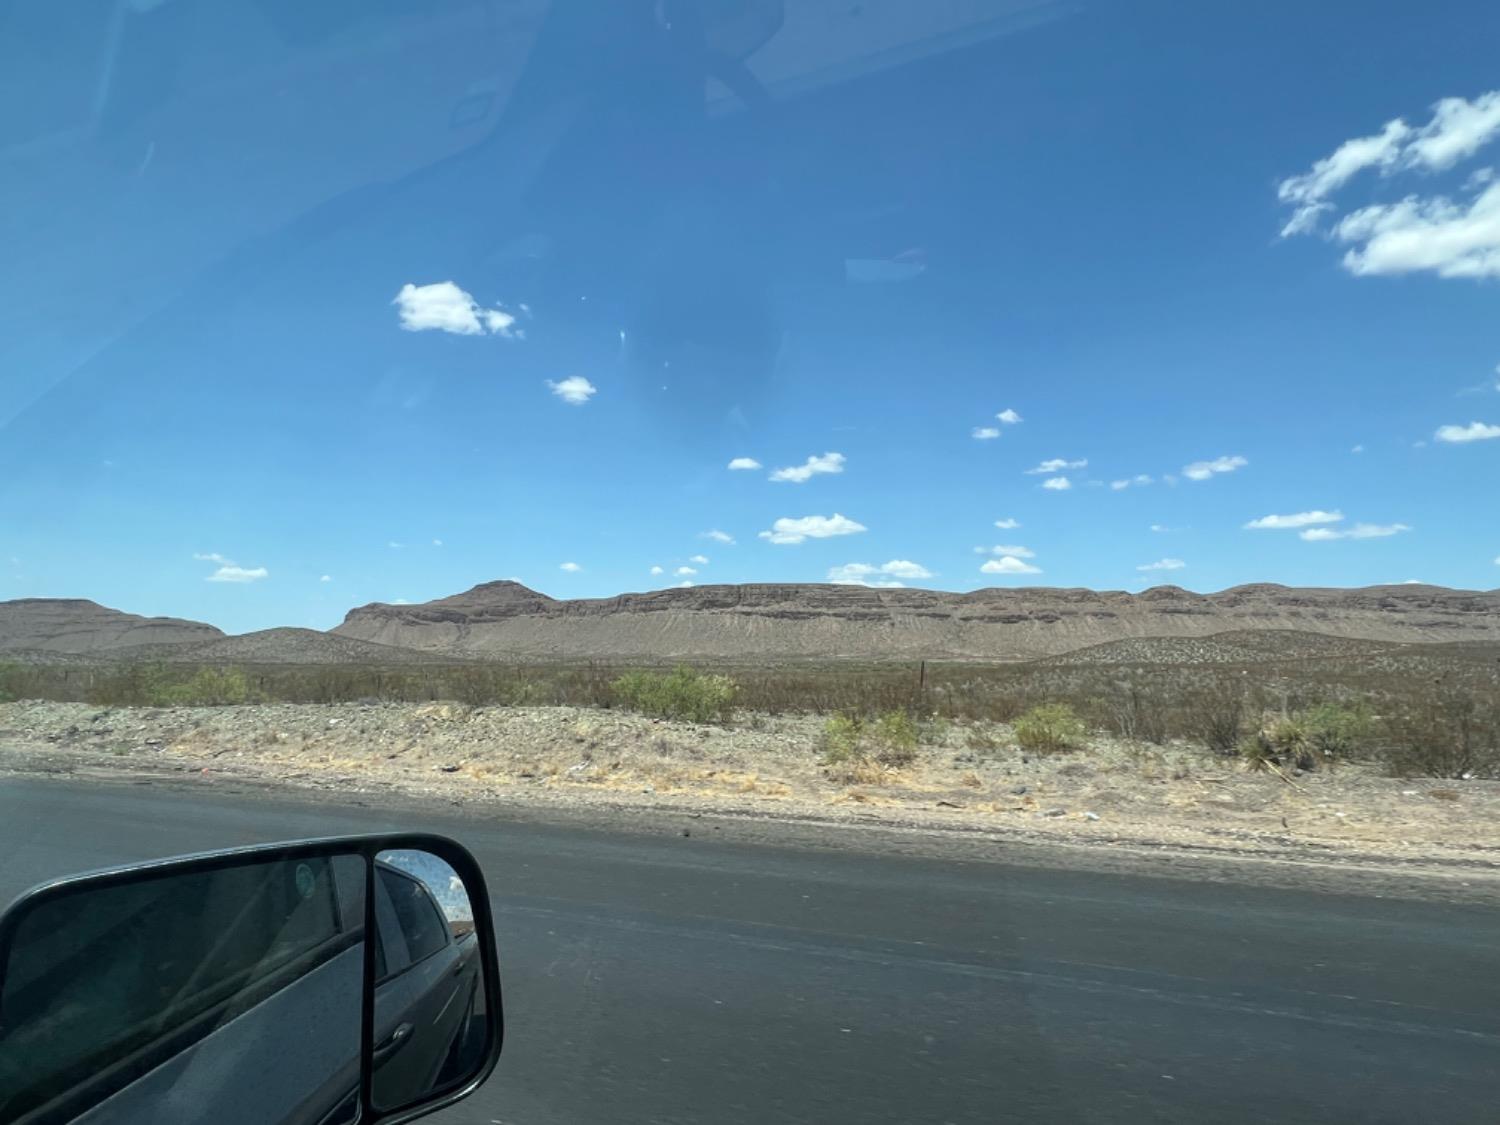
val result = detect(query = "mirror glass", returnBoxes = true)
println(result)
[0,852,367,1125]
[370,849,488,1113]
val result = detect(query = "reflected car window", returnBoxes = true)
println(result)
[378,867,449,968]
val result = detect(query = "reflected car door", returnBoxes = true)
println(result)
[371,865,476,1108]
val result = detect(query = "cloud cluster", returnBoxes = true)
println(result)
[1244,510,1343,530]
[828,560,933,587]
[546,376,596,405]
[1278,91,1500,278]
[770,452,845,483]
[1026,458,1086,475]
[971,427,1001,441]
[758,513,867,545]
[393,282,524,337]
[1041,476,1072,491]
[981,556,1041,575]
[1182,455,1247,481]
[560,561,582,572]
[994,517,1021,529]
[1435,421,1500,443]
[1110,474,1153,491]
[194,552,268,584]
[702,530,736,545]
[1300,523,1410,542]
[1137,558,1185,572]
[728,457,762,471]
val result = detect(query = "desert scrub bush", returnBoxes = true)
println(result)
[1012,703,1086,753]
[869,710,919,766]
[1301,702,1377,764]
[162,667,256,706]
[610,666,737,724]
[1383,692,1500,780]
[819,714,864,764]
[1185,683,1247,755]
[820,710,920,772]
[1237,718,1309,773]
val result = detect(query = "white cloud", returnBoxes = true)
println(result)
[1182,455,1247,481]
[1137,558,1186,572]
[1244,510,1344,530]
[319,575,332,583]
[1026,458,1087,474]
[432,538,443,547]
[195,552,267,584]
[1150,524,1170,533]
[702,529,736,545]
[675,566,698,576]
[1403,92,1500,172]
[1336,182,1500,278]
[547,376,597,405]
[728,457,762,471]
[979,544,1035,558]
[1041,476,1072,491]
[689,554,709,565]
[1435,420,1500,442]
[560,561,582,572]
[207,565,268,584]
[758,513,867,545]
[1277,94,1500,278]
[1110,474,1154,491]
[1494,555,1500,565]
[997,408,1022,425]
[994,518,1021,530]
[1300,523,1411,541]
[770,451,845,483]
[388,541,404,550]
[828,560,934,586]
[1351,444,1365,454]
[677,580,695,589]
[971,426,1001,440]
[393,282,522,338]
[650,565,665,576]
[981,556,1041,575]
[1272,118,1410,217]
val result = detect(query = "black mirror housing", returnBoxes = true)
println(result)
[0,834,503,1125]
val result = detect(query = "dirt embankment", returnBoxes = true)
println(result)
[3,700,1498,876]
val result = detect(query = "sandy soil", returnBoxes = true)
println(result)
[3,700,1498,874]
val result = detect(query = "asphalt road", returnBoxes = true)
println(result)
[3,777,1498,1124]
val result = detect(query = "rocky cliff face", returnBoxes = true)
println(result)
[0,599,224,655]
[332,581,1500,661]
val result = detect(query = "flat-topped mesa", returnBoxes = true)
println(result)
[330,581,1500,661]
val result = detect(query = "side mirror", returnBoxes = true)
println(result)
[0,834,502,1125]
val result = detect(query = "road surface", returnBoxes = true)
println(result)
[2,777,1497,1123]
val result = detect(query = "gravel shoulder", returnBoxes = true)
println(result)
[3,700,1498,888]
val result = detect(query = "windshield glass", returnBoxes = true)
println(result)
[3,3,1499,1125]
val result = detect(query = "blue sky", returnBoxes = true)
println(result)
[1,0,1497,634]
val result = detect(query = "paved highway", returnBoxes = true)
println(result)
[2,777,1498,1123]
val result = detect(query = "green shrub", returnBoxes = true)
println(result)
[610,666,737,724]
[1012,703,1086,753]
[870,711,919,766]
[162,667,255,706]
[1301,702,1376,764]
[820,714,864,764]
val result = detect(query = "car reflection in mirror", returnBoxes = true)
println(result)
[370,850,487,1113]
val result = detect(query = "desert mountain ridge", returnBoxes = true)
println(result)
[8,580,1493,663]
